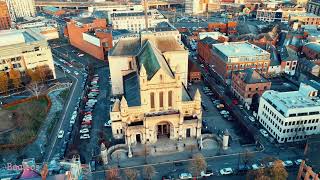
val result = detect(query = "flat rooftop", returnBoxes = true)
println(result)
[0,29,42,47]
[289,12,320,17]
[262,83,320,117]
[212,42,269,57]
[73,17,96,24]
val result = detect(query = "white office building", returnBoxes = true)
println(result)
[5,0,36,22]
[108,9,168,33]
[257,83,320,143]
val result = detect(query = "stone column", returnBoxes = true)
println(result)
[128,144,132,158]
[100,143,108,165]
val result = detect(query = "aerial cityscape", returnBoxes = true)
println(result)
[0,0,319,179]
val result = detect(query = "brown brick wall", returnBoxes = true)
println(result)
[302,45,320,59]
[0,1,11,30]
[66,19,112,61]
[231,72,271,102]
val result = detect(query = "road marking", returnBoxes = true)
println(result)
[46,70,79,161]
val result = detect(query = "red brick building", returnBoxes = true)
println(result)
[208,22,237,35]
[201,41,270,84]
[231,69,271,105]
[197,37,220,64]
[65,17,113,61]
[302,42,320,59]
[0,1,11,30]
[188,60,201,82]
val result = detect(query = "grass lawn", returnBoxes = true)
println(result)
[0,97,49,146]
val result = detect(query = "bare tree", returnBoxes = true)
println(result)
[26,82,46,99]
[143,165,155,180]
[188,153,207,178]
[106,167,119,180]
[123,168,138,180]
[241,149,254,167]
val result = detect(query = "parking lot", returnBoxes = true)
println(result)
[188,82,256,147]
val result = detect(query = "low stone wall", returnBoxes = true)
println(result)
[2,95,51,112]
[107,144,128,157]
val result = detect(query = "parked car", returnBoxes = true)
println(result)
[283,160,293,167]
[202,119,208,129]
[294,159,302,166]
[216,104,225,109]
[81,124,92,129]
[220,168,233,175]
[104,120,112,127]
[220,110,229,115]
[248,116,255,122]
[201,169,213,177]
[81,121,92,125]
[252,164,260,170]
[57,130,64,139]
[90,160,96,172]
[259,129,269,137]
[162,175,173,180]
[80,128,89,134]
[179,173,192,179]
[80,134,90,139]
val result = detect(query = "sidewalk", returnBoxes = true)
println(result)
[23,89,66,161]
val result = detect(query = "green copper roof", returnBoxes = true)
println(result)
[137,41,161,80]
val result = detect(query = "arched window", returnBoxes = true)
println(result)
[159,91,163,108]
[160,74,163,81]
[150,92,155,109]
[168,91,173,107]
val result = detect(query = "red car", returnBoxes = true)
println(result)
[81,121,92,125]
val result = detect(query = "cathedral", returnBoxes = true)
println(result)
[109,33,202,145]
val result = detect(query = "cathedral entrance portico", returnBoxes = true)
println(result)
[156,122,172,139]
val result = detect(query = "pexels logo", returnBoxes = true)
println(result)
[5,163,41,171]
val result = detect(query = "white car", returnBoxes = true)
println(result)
[252,164,260,170]
[283,160,293,167]
[248,116,255,122]
[201,170,213,177]
[220,168,233,175]
[83,117,92,121]
[104,120,112,127]
[78,53,84,57]
[57,130,64,139]
[179,173,192,179]
[295,159,302,166]
[80,134,90,139]
[74,71,79,75]
[220,110,229,115]
[80,128,89,134]
[259,129,268,137]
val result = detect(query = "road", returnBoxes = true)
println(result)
[44,45,88,162]
[52,44,111,179]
